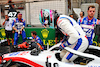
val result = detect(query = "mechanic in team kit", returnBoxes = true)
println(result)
[17,31,45,50]
[26,31,45,50]
[39,9,88,63]
[12,13,26,45]
[80,5,99,45]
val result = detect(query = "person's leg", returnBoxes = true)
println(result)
[22,31,26,42]
[7,38,10,45]
[62,37,88,62]
[60,49,67,58]
[14,32,18,45]
[69,37,88,63]
[5,30,10,45]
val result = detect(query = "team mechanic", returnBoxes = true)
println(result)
[12,13,26,45]
[80,5,98,45]
[39,9,88,62]
[26,31,45,50]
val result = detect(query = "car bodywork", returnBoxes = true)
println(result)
[1,43,100,67]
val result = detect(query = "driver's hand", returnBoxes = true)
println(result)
[59,45,64,50]
[59,42,68,50]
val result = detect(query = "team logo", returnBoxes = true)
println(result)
[0,29,6,37]
[41,29,49,39]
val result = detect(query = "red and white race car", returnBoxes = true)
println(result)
[0,43,100,67]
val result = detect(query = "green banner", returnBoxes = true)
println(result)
[0,27,56,46]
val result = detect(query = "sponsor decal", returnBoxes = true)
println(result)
[88,66,100,67]
[0,29,6,37]
[9,52,20,56]
[9,51,29,56]
[41,29,49,39]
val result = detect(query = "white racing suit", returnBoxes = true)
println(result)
[57,15,88,62]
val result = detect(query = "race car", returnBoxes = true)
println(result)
[0,43,100,67]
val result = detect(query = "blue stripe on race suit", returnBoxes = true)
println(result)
[59,17,73,26]
[78,31,80,35]
[66,38,82,60]
[60,43,67,49]
[87,37,93,45]
[67,41,71,45]
[61,43,67,47]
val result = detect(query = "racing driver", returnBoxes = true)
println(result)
[39,9,89,63]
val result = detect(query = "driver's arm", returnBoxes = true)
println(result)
[58,19,79,45]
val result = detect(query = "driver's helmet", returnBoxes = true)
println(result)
[39,9,60,28]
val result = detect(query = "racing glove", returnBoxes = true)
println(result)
[59,35,68,49]
[59,43,67,50]
[61,35,68,43]
[59,40,71,50]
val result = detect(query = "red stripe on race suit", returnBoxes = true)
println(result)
[3,57,44,67]
[85,35,87,39]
